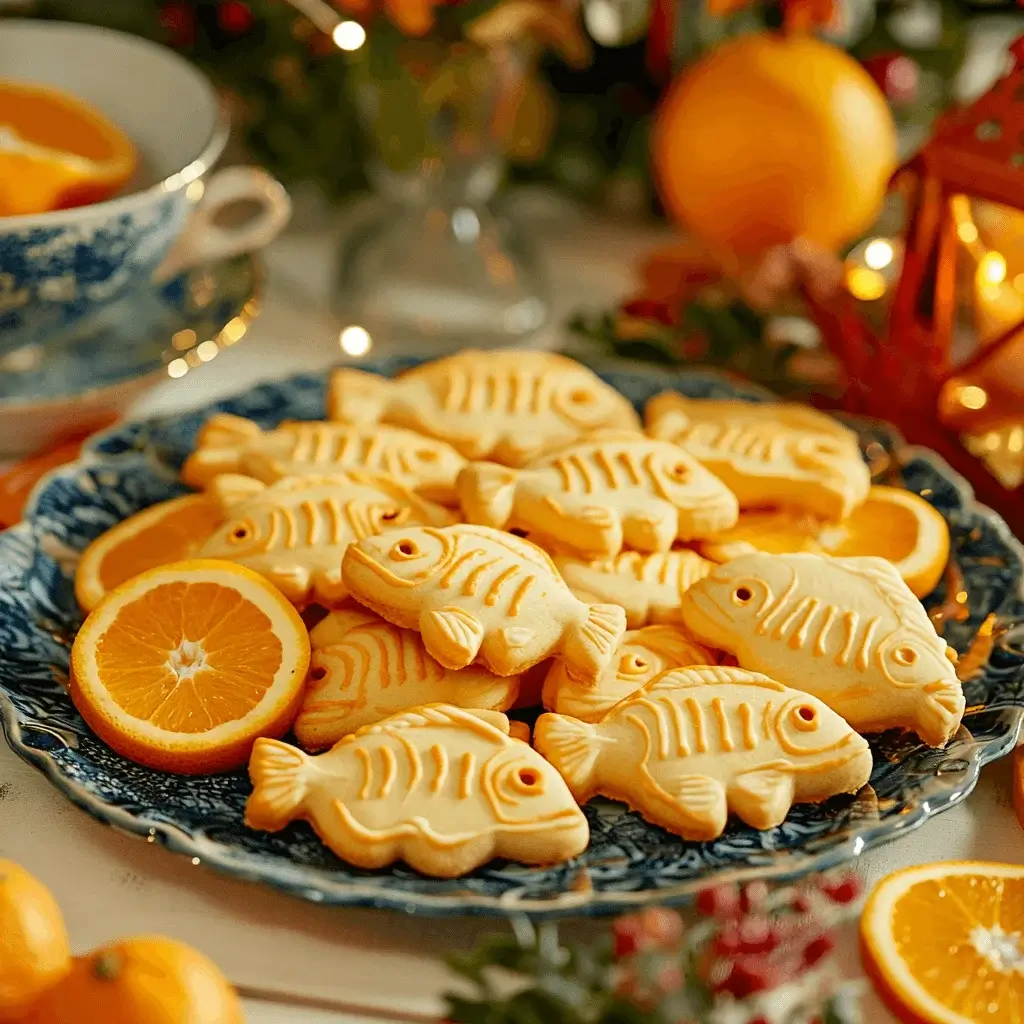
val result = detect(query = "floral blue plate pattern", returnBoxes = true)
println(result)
[1,360,1023,918]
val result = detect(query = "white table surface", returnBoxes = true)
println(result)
[2,201,1021,1022]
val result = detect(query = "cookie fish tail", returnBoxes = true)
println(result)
[534,714,602,795]
[456,463,519,529]
[245,738,311,832]
[328,369,393,424]
[562,603,627,686]
[917,681,966,748]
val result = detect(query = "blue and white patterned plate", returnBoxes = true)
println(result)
[1,360,1022,918]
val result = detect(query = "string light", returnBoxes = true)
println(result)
[864,239,895,270]
[979,251,1007,285]
[846,266,887,301]
[340,325,372,356]
[332,20,366,49]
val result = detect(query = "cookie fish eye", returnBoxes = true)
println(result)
[379,507,408,524]
[229,525,251,543]
[509,766,545,795]
[389,539,421,560]
[732,585,754,605]
[791,704,819,731]
[893,646,919,666]
[568,388,595,405]
[619,653,649,676]
[666,461,690,482]
[416,449,439,463]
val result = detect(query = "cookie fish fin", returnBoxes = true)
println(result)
[180,413,261,488]
[266,564,312,604]
[832,555,919,614]
[486,626,536,676]
[654,768,728,838]
[309,606,382,648]
[420,606,485,670]
[240,451,290,484]
[312,567,350,607]
[245,739,312,832]
[381,705,510,734]
[199,413,263,448]
[643,392,692,440]
[622,507,677,552]
[728,767,795,830]
[533,713,603,796]
[562,603,627,686]
[457,463,519,529]
[644,665,782,694]
[916,680,965,747]
[328,368,394,424]
[209,473,267,511]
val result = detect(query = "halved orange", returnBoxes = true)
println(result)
[75,495,224,613]
[698,485,950,598]
[861,861,1024,1024]
[0,81,137,216]
[70,560,309,775]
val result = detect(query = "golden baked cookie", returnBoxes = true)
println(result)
[645,392,871,520]
[457,431,739,558]
[535,665,872,841]
[679,552,964,747]
[542,624,718,722]
[296,606,519,750]
[197,473,455,607]
[341,523,627,684]
[246,705,590,877]
[329,350,640,465]
[181,413,466,504]
[553,549,715,628]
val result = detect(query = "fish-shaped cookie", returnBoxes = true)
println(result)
[542,624,718,722]
[296,606,520,749]
[644,393,870,520]
[329,350,641,466]
[534,665,873,841]
[341,523,627,684]
[246,704,590,877]
[679,552,964,747]
[197,472,455,607]
[553,550,715,628]
[181,413,466,504]
[457,432,739,559]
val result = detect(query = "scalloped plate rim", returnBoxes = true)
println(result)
[0,364,1022,918]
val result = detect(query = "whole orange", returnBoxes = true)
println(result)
[24,936,244,1024]
[652,31,898,257]
[0,861,70,1022]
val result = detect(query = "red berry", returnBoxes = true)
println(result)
[159,2,196,46]
[638,906,684,948]
[717,958,773,998]
[713,922,741,955]
[696,884,742,919]
[740,881,768,913]
[791,892,812,914]
[622,297,676,325]
[217,0,254,34]
[820,874,862,905]
[738,916,779,954]
[803,934,834,966]
[612,918,644,959]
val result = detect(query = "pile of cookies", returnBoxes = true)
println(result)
[70,350,965,880]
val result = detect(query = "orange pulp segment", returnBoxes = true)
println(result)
[861,861,1024,1024]
[74,495,224,613]
[0,81,137,216]
[70,560,309,774]
[698,485,950,598]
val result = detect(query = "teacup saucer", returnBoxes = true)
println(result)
[0,254,260,459]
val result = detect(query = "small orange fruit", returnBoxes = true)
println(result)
[0,81,137,216]
[23,936,244,1024]
[75,495,224,613]
[861,861,1024,1024]
[652,31,897,257]
[698,486,950,598]
[0,861,70,1022]
[70,560,309,774]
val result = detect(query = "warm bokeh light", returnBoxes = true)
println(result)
[979,251,1007,285]
[956,384,989,410]
[340,325,372,356]
[167,358,188,379]
[846,266,887,301]
[863,238,894,270]
[333,20,366,50]
[196,340,219,362]
[956,221,979,244]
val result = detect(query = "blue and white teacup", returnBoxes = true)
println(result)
[0,20,291,355]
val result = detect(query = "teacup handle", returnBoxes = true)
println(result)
[153,166,291,282]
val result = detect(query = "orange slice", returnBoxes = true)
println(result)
[0,81,137,216]
[70,560,309,774]
[698,485,950,598]
[861,861,1024,1024]
[75,495,224,614]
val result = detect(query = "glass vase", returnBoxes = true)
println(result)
[333,34,550,353]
